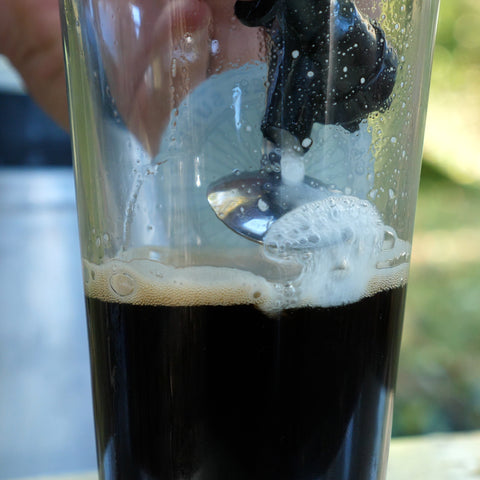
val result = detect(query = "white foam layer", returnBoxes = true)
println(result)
[84,256,281,310]
[264,195,397,307]
[84,196,410,312]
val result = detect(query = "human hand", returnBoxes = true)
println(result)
[93,0,261,153]
[0,0,261,153]
[0,0,69,129]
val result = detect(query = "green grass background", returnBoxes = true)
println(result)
[392,0,480,436]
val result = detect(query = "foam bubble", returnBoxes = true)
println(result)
[264,196,383,256]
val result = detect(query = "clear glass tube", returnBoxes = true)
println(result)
[60,1,439,479]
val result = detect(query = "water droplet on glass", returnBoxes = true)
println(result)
[383,228,396,250]
[258,198,269,212]
[301,137,312,148]
[211,39,219,55]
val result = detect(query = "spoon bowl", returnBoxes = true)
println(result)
[207,169,339,243]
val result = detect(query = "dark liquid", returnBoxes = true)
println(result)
[86,286,406,480]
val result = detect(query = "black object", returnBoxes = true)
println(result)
[235,0,397,150]
[86,285,406,480]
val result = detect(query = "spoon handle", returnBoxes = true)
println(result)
[235,0,397,151]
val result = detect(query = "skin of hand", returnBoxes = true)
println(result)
[0,0,261,154]
[0,0,70,129]
[0,0,379,153]
[92,0,214,153]
[93,0,260,153]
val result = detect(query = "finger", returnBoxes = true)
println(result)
[0,0,69,128]
[96,0,212,154]
[206,0,263,74]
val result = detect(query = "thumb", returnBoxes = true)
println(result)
[101,0,213,155]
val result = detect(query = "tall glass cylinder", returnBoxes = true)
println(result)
[60,1,439,479]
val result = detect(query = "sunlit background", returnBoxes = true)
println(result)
[0,1,479,478]
[394,0,480,436]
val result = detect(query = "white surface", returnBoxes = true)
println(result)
[387,432,480,480]
[7,431,480,480]
[0,168,96,479]
[0,55,25,94]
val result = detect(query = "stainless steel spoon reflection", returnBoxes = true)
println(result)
[207,165,340,244]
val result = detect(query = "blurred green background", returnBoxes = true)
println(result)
[393,0,480,436]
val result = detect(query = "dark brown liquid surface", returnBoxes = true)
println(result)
[86,286,406,480]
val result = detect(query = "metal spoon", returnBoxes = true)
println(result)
[207,144,341,243]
